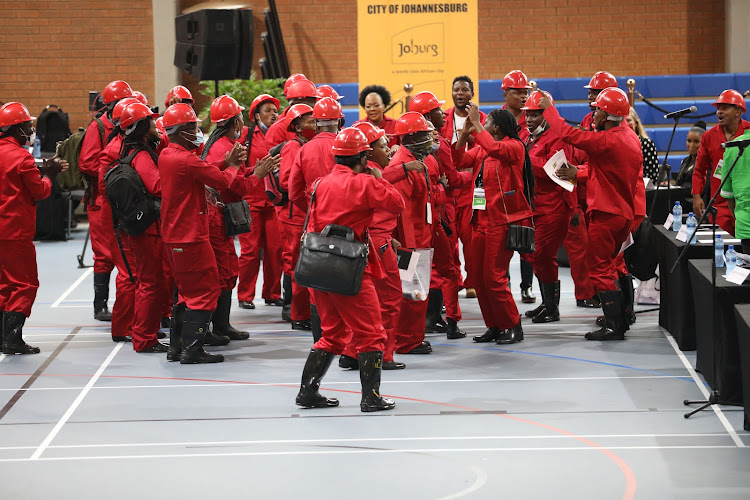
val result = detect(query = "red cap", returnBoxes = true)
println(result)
[316,85,344,101]
[408,91,445,115]
[522,91,554,111]
[713,89,746,113]
[0,102,35,128]
[120,102,159,129]
[162,103,198,129]
[249,94,280,118]
[210,95,245,123]
[331,127,372,156]
[285,104,314,131]
[112,97,140,125]
[585,71,618,90]
[353,121,386,145]
[102,80,133,104]
[283,73,308,94]
[165,85,193,108]
[393,112,431,136]
[286,79,318,100]
[593,87,630,117]
[501,70,532,90]
[313,97,344,120]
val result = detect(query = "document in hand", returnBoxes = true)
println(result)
[544,149,575,192]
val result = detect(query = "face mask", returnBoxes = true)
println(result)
[405,138,433,160]
[301,128,317,141]
[258,119,269,132]
[20,130,34,147]
[234,129,241,140]
[532,124,545,137]
[431,141,440,152]
[183,129,204,147]
[147,133,161,152]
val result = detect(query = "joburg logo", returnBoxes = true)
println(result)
[391,23,444,64]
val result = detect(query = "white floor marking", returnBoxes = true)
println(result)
[50,267,93,308]
[663,333,745,448]
[29,343,122,460]
[437,464,488,500]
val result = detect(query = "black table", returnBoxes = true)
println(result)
[646,186,692,225]
[688,260,749,405]
[731,305,750,430]
[656,224,714,350]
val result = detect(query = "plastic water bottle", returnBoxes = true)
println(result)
[715,234,724,267]
[672,201,682,231]
[686,212,697,244]
[726,245,737,275]
[32,137,41,158]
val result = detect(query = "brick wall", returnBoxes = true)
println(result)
[0,0,155,132]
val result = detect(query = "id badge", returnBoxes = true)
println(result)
[473,187,487,210]
[713,159,724,180]
[426,202,433,224]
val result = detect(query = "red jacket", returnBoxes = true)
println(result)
[441,106,487,147]
[544,106,641,220]
[0,136,52,240]
[369,160,408,237]
[580,111,595,131]
[503,105,530,143]
[98,135,123,210]
[526,128,578,215]
[79,115,113,206]
[204,135,253,204]
[158,143,238,244]
[354,115,400,148]
[131,150,161,236]
[278,137,306,226]
[288,132,337,213]
[237,124,271,208]
[692,119,750,206]
[264,115,296,150]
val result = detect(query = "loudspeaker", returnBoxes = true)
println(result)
[174,42,240,81]
[175,9,239,45]
[236,9,254,80]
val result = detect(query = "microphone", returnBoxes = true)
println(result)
[663,106,697,120]
[722,138,750,149]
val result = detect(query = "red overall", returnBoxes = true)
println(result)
[264,113,297,149]
[159,143,239,311]
[0,136,52,317]
[562,144,595,300]
[308,164,405,355]
[354,115,400,148]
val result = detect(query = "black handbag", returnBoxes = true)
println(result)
[497,160,535,254]
[223,200,252,236]
[294,181,369,296]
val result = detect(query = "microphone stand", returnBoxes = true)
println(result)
[669,142,748,417]
[652,113,684,215]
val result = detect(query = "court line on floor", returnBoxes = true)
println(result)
[29,342,122,460]
[663,334,744,448]
[50,267,93,308]
[0,328,79,421]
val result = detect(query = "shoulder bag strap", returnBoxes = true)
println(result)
[301,179,321,236]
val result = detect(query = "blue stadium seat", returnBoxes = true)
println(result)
[690,73,735,97]
[342,108,361,127]
[325,83,359,107]
[549,78,591,101]
[555,103,591,123]
[478,80,504,103]
[647,127,691,152]
[634,75,690,99]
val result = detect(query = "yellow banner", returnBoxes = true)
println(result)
[357,1,479,119]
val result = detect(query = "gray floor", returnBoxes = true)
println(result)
[1,225,748,500]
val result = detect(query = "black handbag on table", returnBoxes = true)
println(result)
[294,181,369,296]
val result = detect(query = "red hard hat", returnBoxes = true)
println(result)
[162,103,198,129]
[284,73,308,94]
[331,127,372,156]
[155,117,166,135]
[102,80,133,104]
[393,111,431,136]
[210,95,245,124]
[585,71,618,90]
[713,89,746,113]
[285,104,314,130]
[316,85,344,101]
[165,86,193,108]
[353,121,386,145]
[522,90,554,111]
[131,91,149,106]
[112,97,140,125]
[501,70,532,90]
[593,87,630,117]
[408,91,445,115]
[286,79,318,100]
[120,102,159,129]
[313,97,344,119]
[249,94,280,118]
[0,102,35,128]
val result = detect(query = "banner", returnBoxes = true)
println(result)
[357,1,479,119]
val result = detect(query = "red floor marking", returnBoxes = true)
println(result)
[0,372,637,498]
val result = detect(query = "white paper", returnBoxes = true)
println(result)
[544,150,575,192]
[698,238,741,244]
[663,214,674,230]
[426,202,432,225]
[676,225,688,242]
[619,233,634,254]
[725,266,750,285]
[643,176,656,191]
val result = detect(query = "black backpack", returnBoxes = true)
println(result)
[104,151,161,237]
[37,105,72,153]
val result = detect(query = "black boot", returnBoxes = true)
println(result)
[296,349,339,408]
[338,354,359,370]
[532,281,560,323]
[525,277,546,318]
[473,327,501,343]
[93,272,112,321]
[2,311,40,355]
[446,317,466,339]
[179,310,225,364]
[577,295,601,308]
[167,303,186,362]
[281,274,292,322]
[520,260,536,303]
[310,304,322,343]
[358,351,395,412]
[496,322,524,344]
[425,289,447,333]
[620,275,636,326]
[212,290,249,340]
[586,290,627,341]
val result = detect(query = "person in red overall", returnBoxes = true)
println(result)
[202,96,277,343]
[541,88,642,341]
[0,102,66,354]
[580,71,618,131]
[453,106,534,345]
[80,80,134,322]
[159,104,247,363]
[277,104,316,327]
[384,112,440,354]
[356,85,400,148]
[115,103,169,353]
[520,91,579,323]
[288,98,344,333]
[441,76,486,299]
[501,70,536,304]
[410,91,473,339]
[236,94,284,311]
[295,127,405,412]
[266,78,318,149]
[98,97,139,342]
[692,89,750,235]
